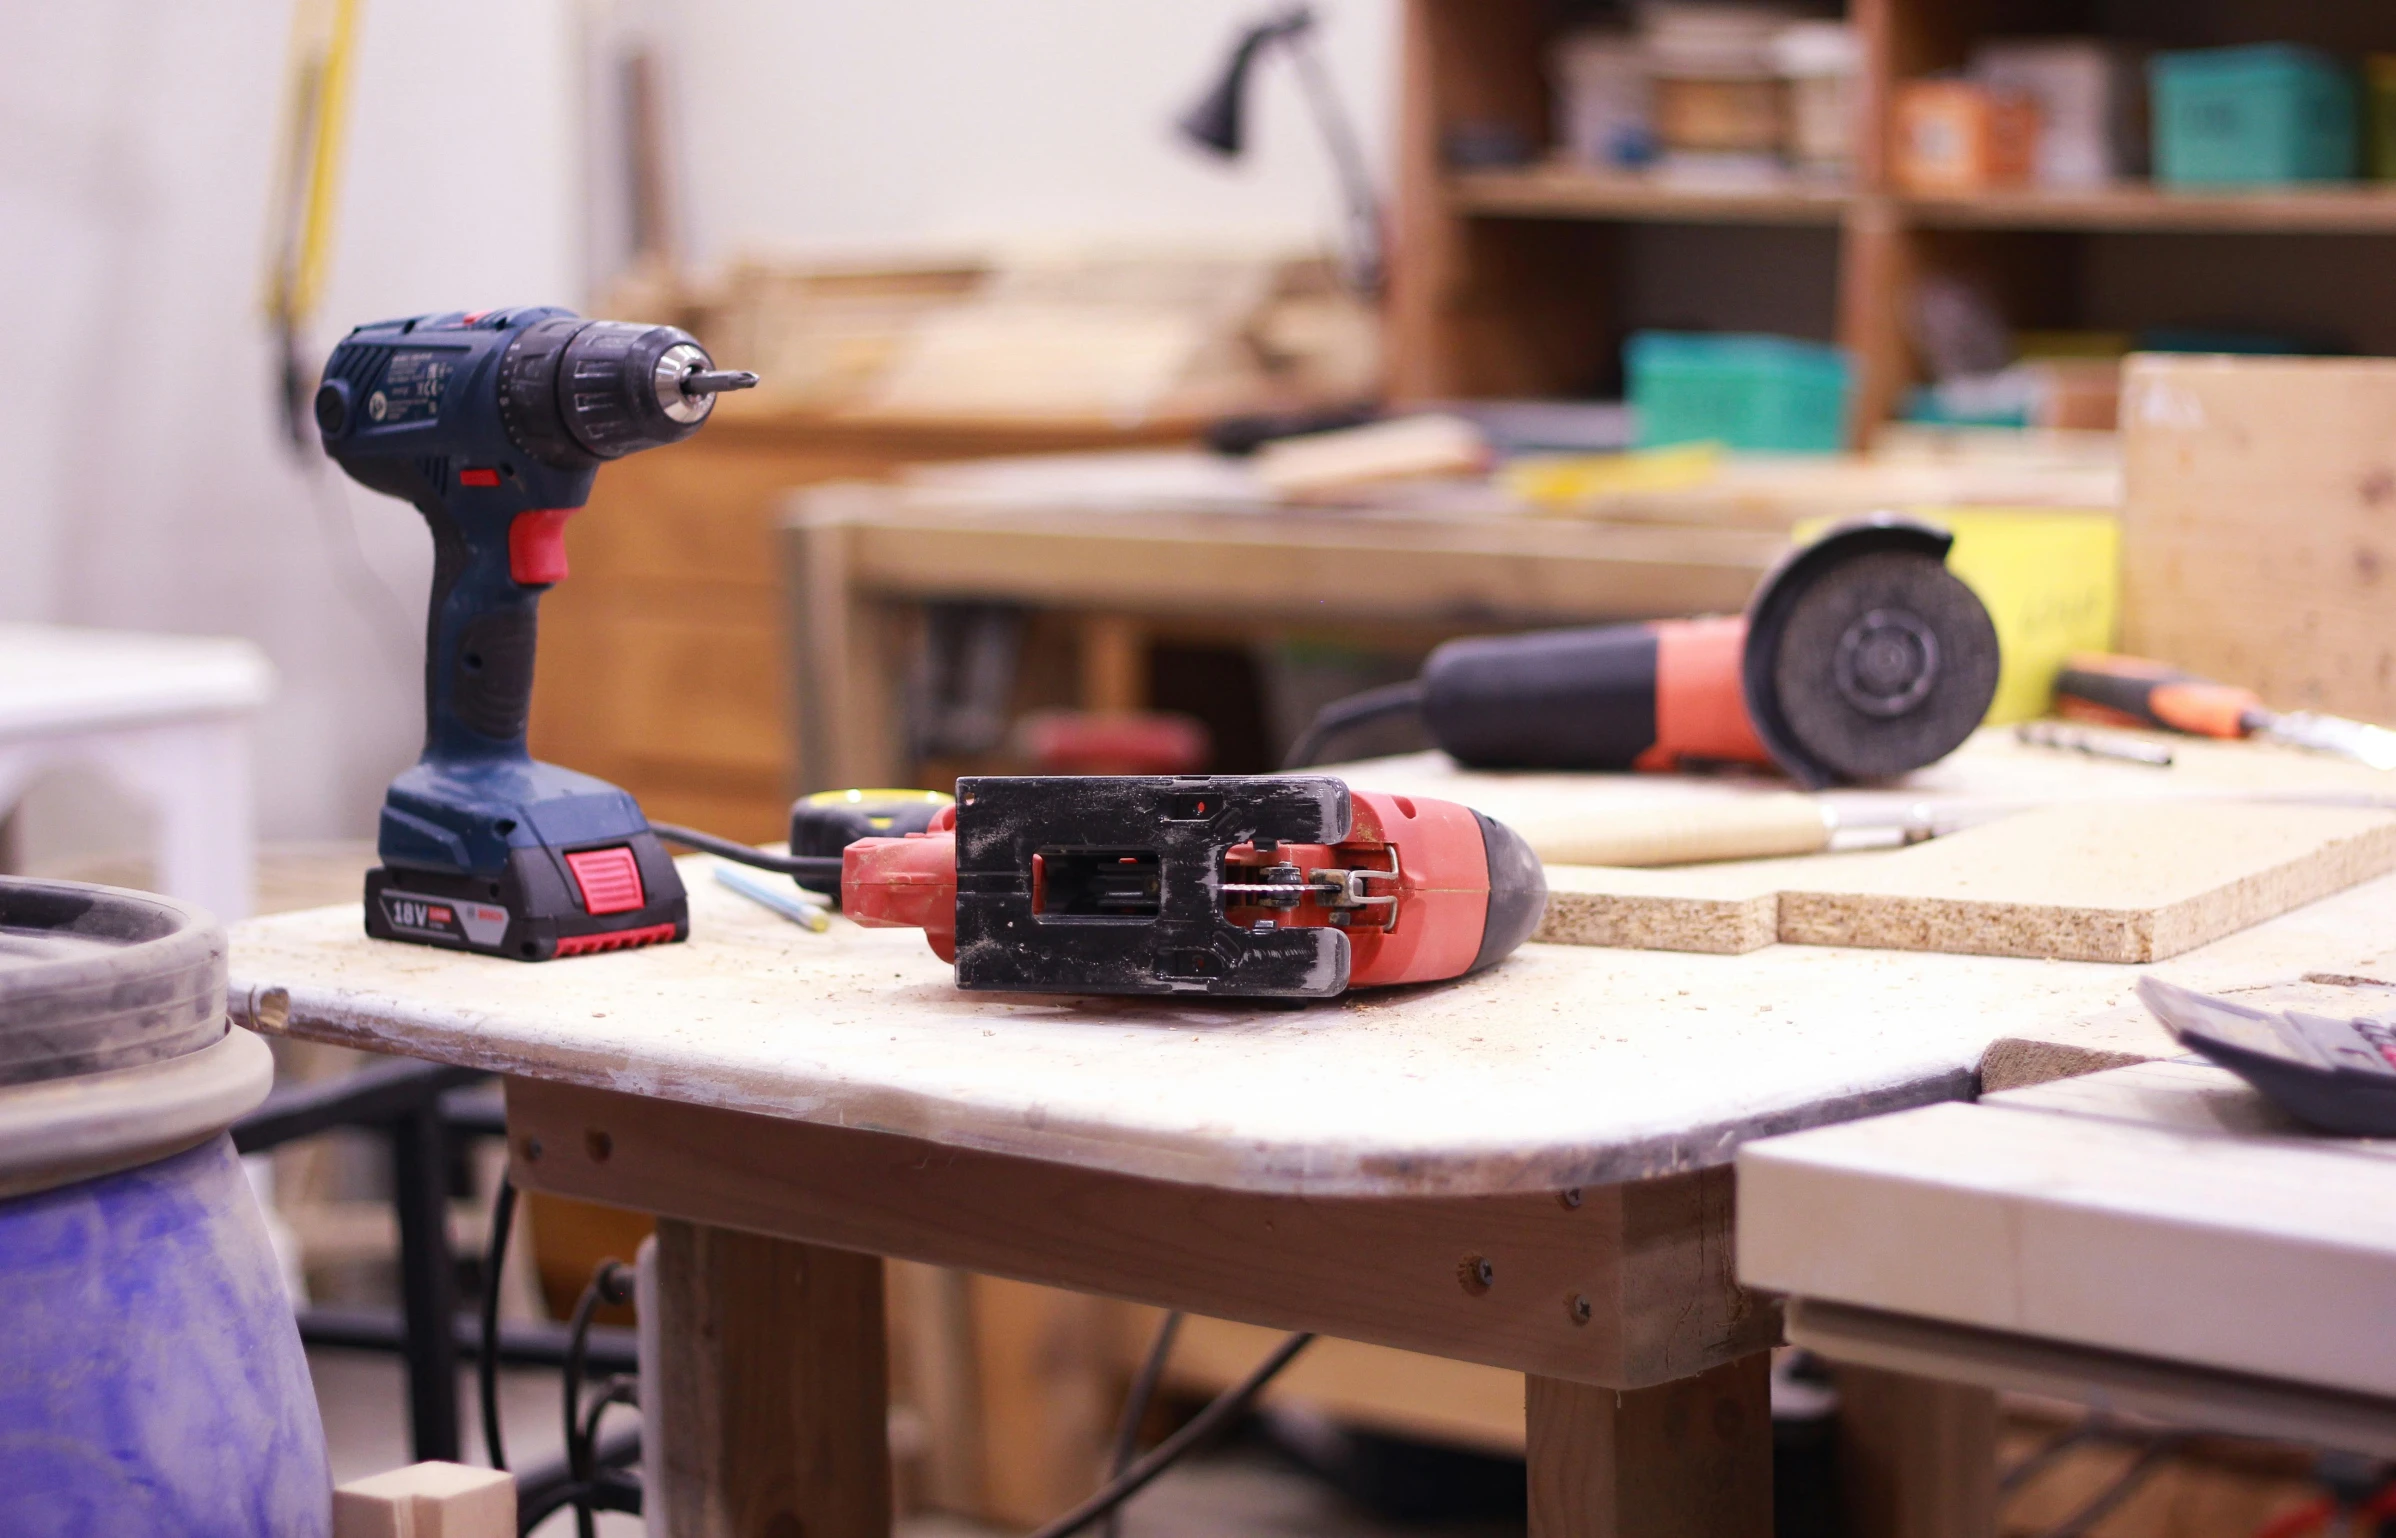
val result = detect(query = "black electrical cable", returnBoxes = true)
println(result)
[1025,1331,1315,1538]
[648,822,845,883]
[479,1179,518,1472]
[1281,680,1425,769]
[577,1376,640,1463]
[563,1261,638,1538]
[1101,1311,1184,1538]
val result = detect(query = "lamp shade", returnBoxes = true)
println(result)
[1177,9,1313,158]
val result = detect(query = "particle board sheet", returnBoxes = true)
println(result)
[1738,1059,2396,1399]
[1542,801,2396,963]
[2121,355,2396,729]
[1324,728,2396,962]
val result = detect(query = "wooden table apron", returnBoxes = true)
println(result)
[508,1076,1780,1538]
[505,1076,1778,1390]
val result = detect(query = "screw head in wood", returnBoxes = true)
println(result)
[1458,1254,1494,1294]
[522,1136,543,1163]
[1559,1187,1583,1209]
[1569,1293,1593,1325]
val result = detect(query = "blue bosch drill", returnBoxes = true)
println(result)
[315,307,756,960]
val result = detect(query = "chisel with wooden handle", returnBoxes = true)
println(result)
[1501,793,1949,867]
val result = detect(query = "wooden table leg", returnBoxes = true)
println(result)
[1528,1353,1773,1538]
[785,496,911,793]
[650,1219,891,1538]
[1835,1366,1996,1538]
[1077,615,1150,714]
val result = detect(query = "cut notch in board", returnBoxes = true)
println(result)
[1535,801,2396,964]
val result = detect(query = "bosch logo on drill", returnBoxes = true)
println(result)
[378,890,511,947]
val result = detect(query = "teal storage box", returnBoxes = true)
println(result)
[1627,332,1853,454]
[2150,45,2359,186]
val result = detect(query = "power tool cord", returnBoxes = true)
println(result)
[649,822,846,883]
[479,1178,517,1471]
[563,1260,641,1538]
[1101,1311,1183,1538]
[1281,681,1424,769]
[1026,1330,1315,1538]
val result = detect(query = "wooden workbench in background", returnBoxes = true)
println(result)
[779,460,1797,795]
[528,402,1197,845]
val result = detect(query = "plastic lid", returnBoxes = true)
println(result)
[0,880,226,1089]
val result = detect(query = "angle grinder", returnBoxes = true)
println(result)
[1286,516,2001,787]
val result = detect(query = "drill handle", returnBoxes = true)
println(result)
[418,498,574,764]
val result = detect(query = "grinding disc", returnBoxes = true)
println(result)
[1752,547,1999,783]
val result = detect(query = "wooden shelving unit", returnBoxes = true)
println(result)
[1897,184,2396,234]
[1389,0,2396,434]
[1449,166,1852,225]
[1455,168,2396,236]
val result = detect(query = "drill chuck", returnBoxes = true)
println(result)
[494,317,756,466]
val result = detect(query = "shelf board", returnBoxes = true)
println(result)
[1453,169,2396,236]
[1901,184,2396,235]
[1448,166,1851,227]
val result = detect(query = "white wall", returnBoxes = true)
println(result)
[0,0,1393,846]
[0,0,581,846]
[665,0,1396,266]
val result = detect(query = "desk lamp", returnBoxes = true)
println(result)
[1176,6,1384,297]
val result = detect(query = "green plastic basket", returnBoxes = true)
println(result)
[1627,332,1853,455]
[2150,45,2359,186]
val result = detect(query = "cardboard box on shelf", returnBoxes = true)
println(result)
[1896,80,2041,193]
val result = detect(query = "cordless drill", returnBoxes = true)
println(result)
[315,307,756,959]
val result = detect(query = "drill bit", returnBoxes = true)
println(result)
[679,368,759,397]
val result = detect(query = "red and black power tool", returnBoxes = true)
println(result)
[841,775,1546,999]
[1286,516,2002,787]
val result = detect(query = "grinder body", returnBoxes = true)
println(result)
[317,307,748,959]
[1422,614,1765,773]
[1418,518,1999,787]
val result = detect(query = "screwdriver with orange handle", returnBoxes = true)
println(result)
[2055,654,2396,770]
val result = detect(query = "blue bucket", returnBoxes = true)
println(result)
[0,880,328,1537]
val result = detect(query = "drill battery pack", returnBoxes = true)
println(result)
[365,832,689,962]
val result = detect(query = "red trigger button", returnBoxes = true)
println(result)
[508,509,576,585]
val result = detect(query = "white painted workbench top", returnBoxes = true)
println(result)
[227,845,2396,1198]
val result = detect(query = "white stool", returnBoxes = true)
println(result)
[0,624,275,922]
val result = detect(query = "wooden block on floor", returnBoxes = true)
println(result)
[332,1462,513,1538]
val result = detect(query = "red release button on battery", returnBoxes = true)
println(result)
[564,846,645,915]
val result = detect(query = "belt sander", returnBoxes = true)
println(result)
[1289,517,2001,786]
[840,775,1546,999]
